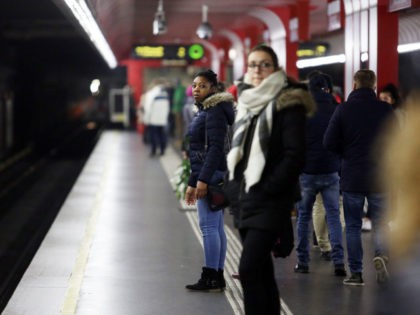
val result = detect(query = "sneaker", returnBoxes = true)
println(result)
[294,264,309,273]
[334,264,347,277]
[362,217,372,232]
[373,256,389,284]
[320,251,332,261]
[343,272,364,286]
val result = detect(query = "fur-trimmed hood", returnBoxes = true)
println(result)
[276,84,316,117]
[196,91,236,126]
[200,91,235,109]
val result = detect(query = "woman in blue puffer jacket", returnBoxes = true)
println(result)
[185,69,235,292]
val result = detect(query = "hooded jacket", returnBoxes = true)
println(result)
[303,89,340,174]
[187,92,235,187]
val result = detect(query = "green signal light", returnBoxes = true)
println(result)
[188,44,204,60]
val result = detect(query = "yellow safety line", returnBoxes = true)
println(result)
[60,132,119,315]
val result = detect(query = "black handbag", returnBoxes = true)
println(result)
[207,182,230,211]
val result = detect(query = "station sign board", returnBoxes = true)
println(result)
[297,43,330,59]
[132,44,205,60]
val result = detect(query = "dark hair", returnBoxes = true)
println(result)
[217,81,226,92]
[249,44,280,70]
[354,69,376,89]
[194,69,218,87]
[307,70,333,93]
[381,83,401,106]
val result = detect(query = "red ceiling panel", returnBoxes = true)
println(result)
[89,0,328,61]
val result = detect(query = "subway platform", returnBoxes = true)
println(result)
[3,130,388,315]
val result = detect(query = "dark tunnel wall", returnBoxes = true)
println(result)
[0,35,126,158]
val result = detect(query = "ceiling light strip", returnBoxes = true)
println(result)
[397,42,420,53]
[297,42,420,69]
[63,0,117,68]
[296,54,346,68]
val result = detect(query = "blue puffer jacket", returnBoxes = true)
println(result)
[187,92,235,187]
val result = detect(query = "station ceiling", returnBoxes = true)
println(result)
[81,0,328,61]
[0,0,329,71]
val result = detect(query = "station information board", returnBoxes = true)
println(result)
[132,44,205,60]
[297,43,330,58]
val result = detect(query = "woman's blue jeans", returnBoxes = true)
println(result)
[196,170,227,270]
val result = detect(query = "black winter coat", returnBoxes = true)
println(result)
[187,92,235,187]
[233,83,315,232]
[323,88,394,192]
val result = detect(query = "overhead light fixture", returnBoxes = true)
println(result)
[153,0,167,35]
[61,0,117,69]
[296,54,346,69]
[398,42,420,53]
[196,5,213,40]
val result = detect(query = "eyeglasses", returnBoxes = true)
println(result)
[247,62,273,70]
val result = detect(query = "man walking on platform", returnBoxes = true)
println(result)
[295,72,345,277]
[143,78,170,156]
[324,70,395,286]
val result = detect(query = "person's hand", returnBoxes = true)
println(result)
[195,180,208,199]
[185,186,196,205]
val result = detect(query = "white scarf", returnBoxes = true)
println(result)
[227,70,288,192]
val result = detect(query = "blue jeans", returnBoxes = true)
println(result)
[296,172,344,266]
[342,191,387,273]
[148,125,166,155]
[196,170,227,270]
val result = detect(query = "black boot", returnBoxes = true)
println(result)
[218,269,226,289]
[186,267,223,292]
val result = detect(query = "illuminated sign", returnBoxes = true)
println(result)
[297,43,330,59]
[188,44,205,60]
[132,44,205,60]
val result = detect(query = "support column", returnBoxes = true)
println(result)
[219,30,246,82]
[375,3,398,91]
[297,0,310,41]
[343,0,398,97]
[250,6,299,79]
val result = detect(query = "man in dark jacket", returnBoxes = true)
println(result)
[295,72,345,276]
[323,69,394,286]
